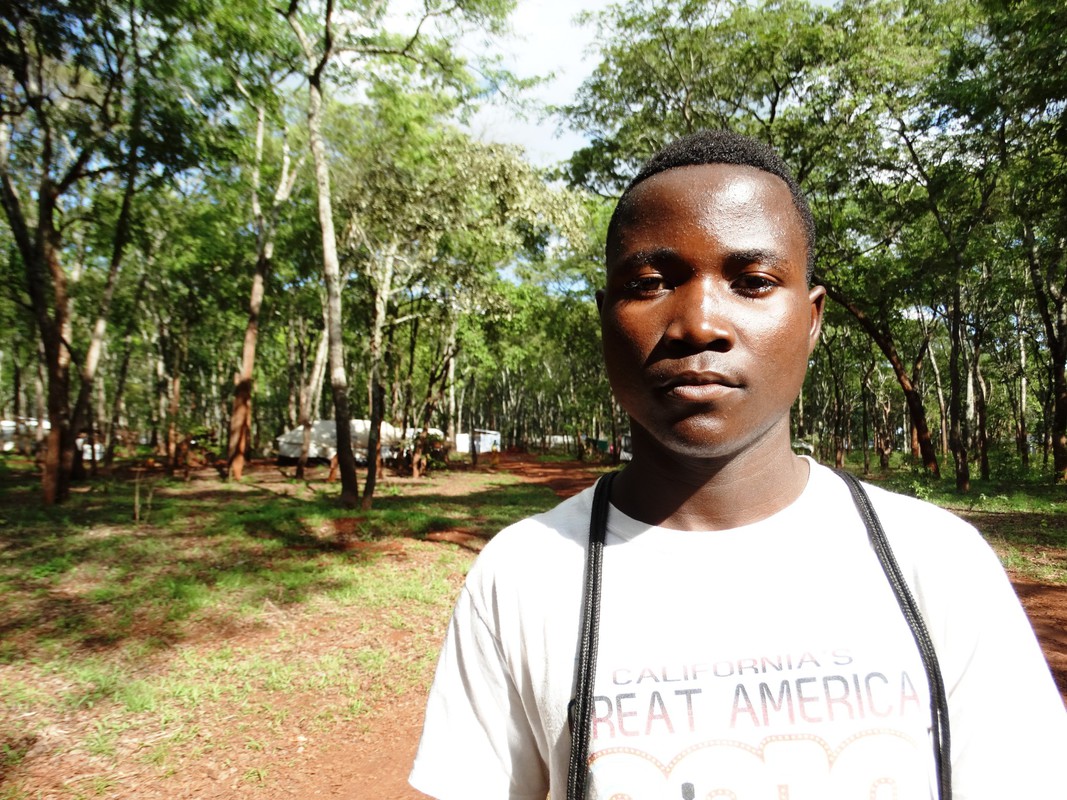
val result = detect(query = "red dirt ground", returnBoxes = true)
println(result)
[8,456,1064,798]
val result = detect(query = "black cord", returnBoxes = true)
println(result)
[567,471,615,800]
[837,469,951,800]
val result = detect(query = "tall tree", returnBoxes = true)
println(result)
[945,0,1067,480]
[335,80,577,505]
[0,0,227,502]
[282,0,514,504]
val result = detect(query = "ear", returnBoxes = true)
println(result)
[807,285,826,354]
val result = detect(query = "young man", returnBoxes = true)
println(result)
[410,131,1067,799]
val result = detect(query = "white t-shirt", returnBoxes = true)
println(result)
[410,461,1067,799]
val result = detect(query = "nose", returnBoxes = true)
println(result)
[664,275,734,352]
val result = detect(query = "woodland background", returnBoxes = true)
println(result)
[3,0,1066,508]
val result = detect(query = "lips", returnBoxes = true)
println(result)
[658,370,741,402]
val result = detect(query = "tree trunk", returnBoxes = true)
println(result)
[927,338,950,456]
[861,365,873,475]
[822,283,941,477]
[361,241,397,509]
[1,160,76,502]
[288,7,359,505]
[1016,311,1030,469]
[1052,361,1067,482]
[1021,225,1067,481]
[973,345,990,481]
[167,372,182,474]
[227,106,299,480]
[226,250,265,480]
[908,337,929,462]
[296,325,329,480]
[948,274,970,493]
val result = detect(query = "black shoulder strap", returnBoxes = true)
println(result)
[836,469,951,800]
[568,469,950,800]
[567,471,615,800]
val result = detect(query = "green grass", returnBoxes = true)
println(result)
[841,458,1067,582]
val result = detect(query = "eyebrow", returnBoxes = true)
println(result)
[610,246,793,273]
[723,248,790,268]
[608,246,682,273]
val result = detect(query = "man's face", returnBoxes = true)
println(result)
[598,163,825,462]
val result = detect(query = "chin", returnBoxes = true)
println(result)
[632,417,790,463]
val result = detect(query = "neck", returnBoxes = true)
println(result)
[611,435,811,531]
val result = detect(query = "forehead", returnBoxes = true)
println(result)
[607,163,806,265]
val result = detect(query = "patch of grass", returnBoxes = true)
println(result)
[243,766,268,783]
[118,680,159,714]
[842,463,1067,582]
[875,468,1066,515]
[1,735,33,775]
[0,679,53,711]
[85,720,125,758]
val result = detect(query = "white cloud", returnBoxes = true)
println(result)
[460,0,614,167]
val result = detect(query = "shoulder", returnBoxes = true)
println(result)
[853,474,993,567]
[476,482,595,566]
[808,461,987,562]
[460,482,597,622]
[808,462,1017,640]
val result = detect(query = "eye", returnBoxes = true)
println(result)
[622,275,669,296]
[732,273,777,296]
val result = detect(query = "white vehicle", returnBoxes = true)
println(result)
[275,419,403,463]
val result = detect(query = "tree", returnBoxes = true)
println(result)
[0,0,230,502]
[226,103,303,480]
[333,77,579,504]
[946,0,1067,480]
[282,0,514,505]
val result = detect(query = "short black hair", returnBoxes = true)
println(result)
[606,130,815,280]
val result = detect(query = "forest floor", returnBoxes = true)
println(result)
[1,454,1064,799]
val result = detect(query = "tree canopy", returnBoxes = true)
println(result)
[2,0,1065,506]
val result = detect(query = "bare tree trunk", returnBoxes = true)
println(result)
[361,241,397,509]
[287,4,359,505]
[861,364,873,475]
[927,339,950,456]
[153,348,167,456]
[1016,309,1030,469]
[948,275,971,492]
[227,106,300,480]
[908,337,928,462]
[447,343,457,450]
[167,372,182,474]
